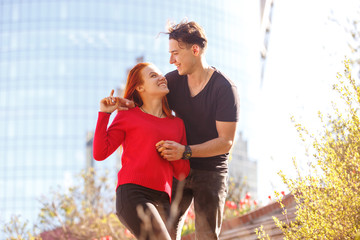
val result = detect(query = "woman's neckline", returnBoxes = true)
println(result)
[136,106,167,119]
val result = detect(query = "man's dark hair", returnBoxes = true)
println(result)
[166,20,207,49]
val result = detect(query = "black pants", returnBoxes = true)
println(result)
[116,184,172,240]
[170,169,228,240]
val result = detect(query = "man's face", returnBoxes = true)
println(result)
[168,39,196,75]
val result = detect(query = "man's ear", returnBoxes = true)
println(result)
[192,44,200,56]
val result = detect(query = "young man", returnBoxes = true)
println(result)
[156,21,240,240]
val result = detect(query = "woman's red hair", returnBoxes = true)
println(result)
[123,62,173,118]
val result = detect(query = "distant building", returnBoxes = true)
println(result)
[229,132,258,200]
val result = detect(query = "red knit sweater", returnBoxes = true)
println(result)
[93,107,190,201]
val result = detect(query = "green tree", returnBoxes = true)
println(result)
[257,60,360,239]
[38,168,133,240]
[3,168,134,240]
[3,215,41,240]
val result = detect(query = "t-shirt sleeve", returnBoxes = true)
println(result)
[170,119,190,180]
[93,111,126,161]
[216,85,240,122]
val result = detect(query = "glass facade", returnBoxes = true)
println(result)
[0,0,260,228]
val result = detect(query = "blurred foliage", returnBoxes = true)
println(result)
[2,168,134,240]
[37,168,133,240]
[257,60,360,239]
[224,176,259,219]
[3,167,256,240]
[3,215,41,240]
[226,175,248,203]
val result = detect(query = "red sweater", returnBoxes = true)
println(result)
[93,107,190,201]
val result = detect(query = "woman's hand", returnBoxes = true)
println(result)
[100,89,135,113]
[156,140,185,161]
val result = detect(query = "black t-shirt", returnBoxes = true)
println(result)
[166,68,240,172]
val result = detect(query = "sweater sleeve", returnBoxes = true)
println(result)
[93,112,125,161]
[170,120,190,180]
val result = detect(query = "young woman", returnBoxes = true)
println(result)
[93,62,190,240]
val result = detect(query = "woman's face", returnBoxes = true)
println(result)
[138,64,169,97]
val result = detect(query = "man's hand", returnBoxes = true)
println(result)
[116,96,135,111]
[156,140,185,161]
[99,89,135,113]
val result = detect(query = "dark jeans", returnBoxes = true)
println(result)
[169,169,228,240]
[116,184,172,240]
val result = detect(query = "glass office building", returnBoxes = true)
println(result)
[0,0,260,228]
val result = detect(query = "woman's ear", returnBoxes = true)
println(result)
[136,85,144,92]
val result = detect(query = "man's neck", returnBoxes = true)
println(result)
[187,60,209,85]
[187,62,214,97]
